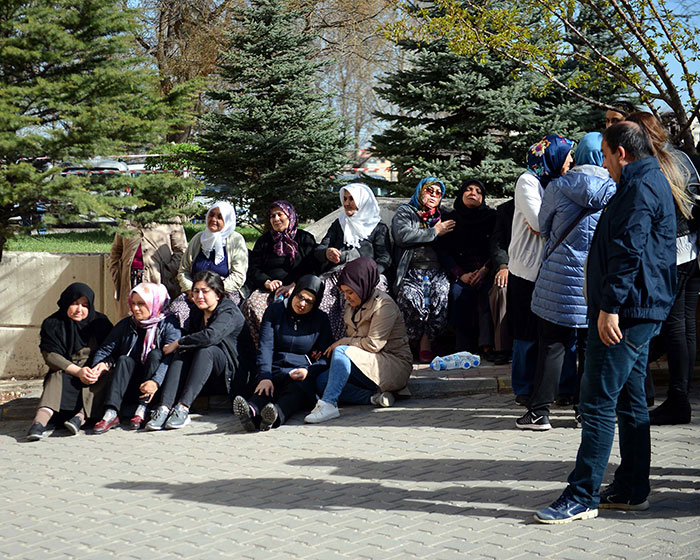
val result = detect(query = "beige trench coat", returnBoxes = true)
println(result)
[337,289,413,392]
[109,221,187,318]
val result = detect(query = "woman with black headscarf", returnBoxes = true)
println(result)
[233,275,332,430]
[438,179,497,354]
[27,283,113,441]
[304,257,413,423]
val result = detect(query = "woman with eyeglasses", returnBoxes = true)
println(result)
[391,177,455,363]
[232,275,332,431]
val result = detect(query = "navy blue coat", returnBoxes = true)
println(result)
[586,156,677,321]
[531,165,616,328]
[92,315,181,386]
[256,301,332,391]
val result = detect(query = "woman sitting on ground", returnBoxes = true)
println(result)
[27,283,113,441]
[391,177,455,362]
[437,179,497,355]
[90,283,181,433]
[146,270,256,431]
[233,275,332,431]
[314,183,392,339]
[304,257,413,424]
[170,201,248,327]
[242,200,317,345]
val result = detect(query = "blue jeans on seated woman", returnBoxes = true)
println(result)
[315,345,378,405]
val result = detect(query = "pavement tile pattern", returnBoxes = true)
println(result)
[1,391,698,559]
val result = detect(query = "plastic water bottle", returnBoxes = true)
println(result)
[442,353,470,370]
[466,352,481,367]
[429,356,445,371]
[421,275,431,309]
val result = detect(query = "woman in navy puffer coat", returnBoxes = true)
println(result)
[516,132,617,431]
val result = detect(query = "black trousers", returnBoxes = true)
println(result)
[104,350,162,413]
[528,317,587,417]
[247,375,314,427]
[159,346,228,408]
[506,273,538,341]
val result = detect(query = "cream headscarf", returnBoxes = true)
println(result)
[200,201,237,265]
[337,183,381,248]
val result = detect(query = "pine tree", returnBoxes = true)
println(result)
[0,0,192,260]
[373,35,629,197]
[197,0,348,223]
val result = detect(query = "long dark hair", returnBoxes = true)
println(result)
[192,270,226,299]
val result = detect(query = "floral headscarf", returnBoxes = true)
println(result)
[200,201,237,265]
[526,135,575,188]
[269,200,299,261]
[129,282,170,364]
[338,183,382,248]
[408,177,445,226]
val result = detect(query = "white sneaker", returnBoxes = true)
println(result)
[370,391,395,407]
[304,399,339,423]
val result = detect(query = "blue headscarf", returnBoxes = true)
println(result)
[408,177,446,226]
[574,132,604,167]
[526,135,575,188]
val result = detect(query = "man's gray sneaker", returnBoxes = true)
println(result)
[165,404,191,429]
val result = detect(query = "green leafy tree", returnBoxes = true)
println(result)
[0,0,193,260]
[391,0,700,152]
[372,36,627,196]
[197,0,348,223]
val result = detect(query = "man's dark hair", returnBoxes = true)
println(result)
[610,99,637,116]
[603,121,653,161]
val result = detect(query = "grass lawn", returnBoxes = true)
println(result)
[6,223,264,253]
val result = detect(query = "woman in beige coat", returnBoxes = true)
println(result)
[305,257,412,423]
[109,220,187,318]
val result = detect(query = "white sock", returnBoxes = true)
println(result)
[102,408,117,422]
[135,404,147,418]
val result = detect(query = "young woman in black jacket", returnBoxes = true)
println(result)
[233,275,332,431]
[146,270,255,430]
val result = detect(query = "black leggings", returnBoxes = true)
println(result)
[247,376,314,427]
[104,351,162,413]
[159,347,228,408]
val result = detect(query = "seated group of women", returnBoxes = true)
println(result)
[26,177,494,439]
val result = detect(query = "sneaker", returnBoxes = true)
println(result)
[370,391,395,408]
[64,415,83,436]
[554,395,575,407]
[165,404,191,429]
[27,422,47,441]
[514,394,530,406]
[145,406,170,431]
[534,491,598,524]
[304,399,340,424]
[233,395,257,432]
[515,410,551,431]
[574,411,582,428]
[260,403,279,431]
[598,485,650,511]
[93,416,120,435]
[649,397,691,425]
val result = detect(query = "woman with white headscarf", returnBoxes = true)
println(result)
[170,201,248,327]
[314,183,392,339]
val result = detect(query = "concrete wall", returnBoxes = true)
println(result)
[0,252,121,380]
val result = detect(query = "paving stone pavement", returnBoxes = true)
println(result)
[1,391,698,560]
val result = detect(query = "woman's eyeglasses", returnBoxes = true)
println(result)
[294,294,315,305]
[423,187,442,197]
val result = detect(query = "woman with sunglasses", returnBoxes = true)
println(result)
[391,177,455,362]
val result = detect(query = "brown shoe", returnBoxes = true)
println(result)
[93,416,120,434]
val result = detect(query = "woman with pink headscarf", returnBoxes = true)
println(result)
[90,282,181,433]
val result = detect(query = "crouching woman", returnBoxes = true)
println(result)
[146,270,255,430]
[27,283,113,440]
[233,275,332,431]
[91,283,180,433]
[305,257,413,423]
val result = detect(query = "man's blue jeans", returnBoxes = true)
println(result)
[566,319,660,508]
[315,345,377,405]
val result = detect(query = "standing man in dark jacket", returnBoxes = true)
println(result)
[535,121,677,524]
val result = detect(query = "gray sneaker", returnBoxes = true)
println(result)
[145,406,170,431]
[165,404,191,429]
[370,391,395,408]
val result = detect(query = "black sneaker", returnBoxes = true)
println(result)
[233,396,257,432]
[27,422,47,441]
[259,403,279,431]
[514,394,530,406]
[515,410,551,431]
[64,415,82,436]
[554,395,575,407]
[598,485,649,511]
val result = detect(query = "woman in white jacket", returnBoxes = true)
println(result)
[508,135,574,404]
